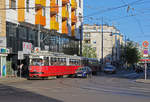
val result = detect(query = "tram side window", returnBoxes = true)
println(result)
[31,58,44,66]
[51,57,56,66]
[69,59,73,65]
[76,60,80,66]
[60,58,66,66]
[44,57,49,66]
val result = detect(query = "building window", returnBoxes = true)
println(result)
[84,33,90,37]
[67,4,69,11]
[79,0,81,8]
[93,40,96,44]
[26,0,29,12]
[10,0,16,9]
[56,14,59,22]
[79,13,82,22]
[56,0,59,5]
[42,8,46,16]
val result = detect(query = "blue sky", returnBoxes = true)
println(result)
[83,0,150,45]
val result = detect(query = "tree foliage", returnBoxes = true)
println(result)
[82,45,97,58]
[121,41,141,65]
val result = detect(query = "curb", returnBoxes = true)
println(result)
[0,77,26,84]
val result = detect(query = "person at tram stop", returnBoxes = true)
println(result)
[12,63,18,77]
[21,62,28,77]
[19,63,24,76]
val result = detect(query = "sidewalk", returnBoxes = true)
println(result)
[0,77,26,84]
[135,69,150,84]
[135,79,150,84]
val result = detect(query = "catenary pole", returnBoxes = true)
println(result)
[101,17,104,64]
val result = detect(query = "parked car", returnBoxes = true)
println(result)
[103,65,116,74]
[75,66,92,78]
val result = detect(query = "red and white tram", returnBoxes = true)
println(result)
[28,51,81,79]
[28,51,100,79]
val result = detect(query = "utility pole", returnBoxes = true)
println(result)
[80,26,82,56]
[125,35,127,68]
[101,17,104,64]
[38,24,41,48]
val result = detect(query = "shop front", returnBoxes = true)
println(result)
[0,48,9,77]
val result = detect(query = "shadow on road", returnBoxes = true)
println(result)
[0,84,63,102]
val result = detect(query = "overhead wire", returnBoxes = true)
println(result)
[120,0,145,35]
[85,0,146,17]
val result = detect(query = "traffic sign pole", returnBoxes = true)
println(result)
[142,41,149,80]
[145,60,147,80]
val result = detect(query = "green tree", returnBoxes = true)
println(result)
[82,45,97,58]
[121,41,141,65]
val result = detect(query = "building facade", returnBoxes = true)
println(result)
[0,0,83,77]
[83,24,123,64]
[0,0,8,77]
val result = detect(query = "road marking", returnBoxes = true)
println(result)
[130,87,150,92]
[123,73,138,77]
[82,86,150,97]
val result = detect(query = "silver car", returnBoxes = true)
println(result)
[103,65,116,74]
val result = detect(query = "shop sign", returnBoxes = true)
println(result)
[0,37,6,47]
[23,42,32,54]
[0,48,9,54]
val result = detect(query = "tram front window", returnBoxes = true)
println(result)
[31,59,44,66]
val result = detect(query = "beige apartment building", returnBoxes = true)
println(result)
[83,24,124,64]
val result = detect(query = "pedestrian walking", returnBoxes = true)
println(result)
[19,63,24,78]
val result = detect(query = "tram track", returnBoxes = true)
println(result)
[58,77,150,97]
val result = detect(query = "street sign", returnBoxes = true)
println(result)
[142,41,149,48]
[143,49,148,54]
[142,41,149,80]
[18,51,24,60]
[143,49,149,57]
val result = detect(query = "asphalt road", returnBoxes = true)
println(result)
[0,71,150,102]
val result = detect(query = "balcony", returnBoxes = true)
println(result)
[50,3,59,15]
[62,21,68,34]
[71,25,75,37]
[62,10,69,21]
[62,0,69,5]
[18,0,25,22]
[71,30,75,37]
[71,0,77,11]
[35,0,46,7]
[35,15,46,26]
[62,26,68,34]
[50,21,59,31]
[71,15,77,25]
